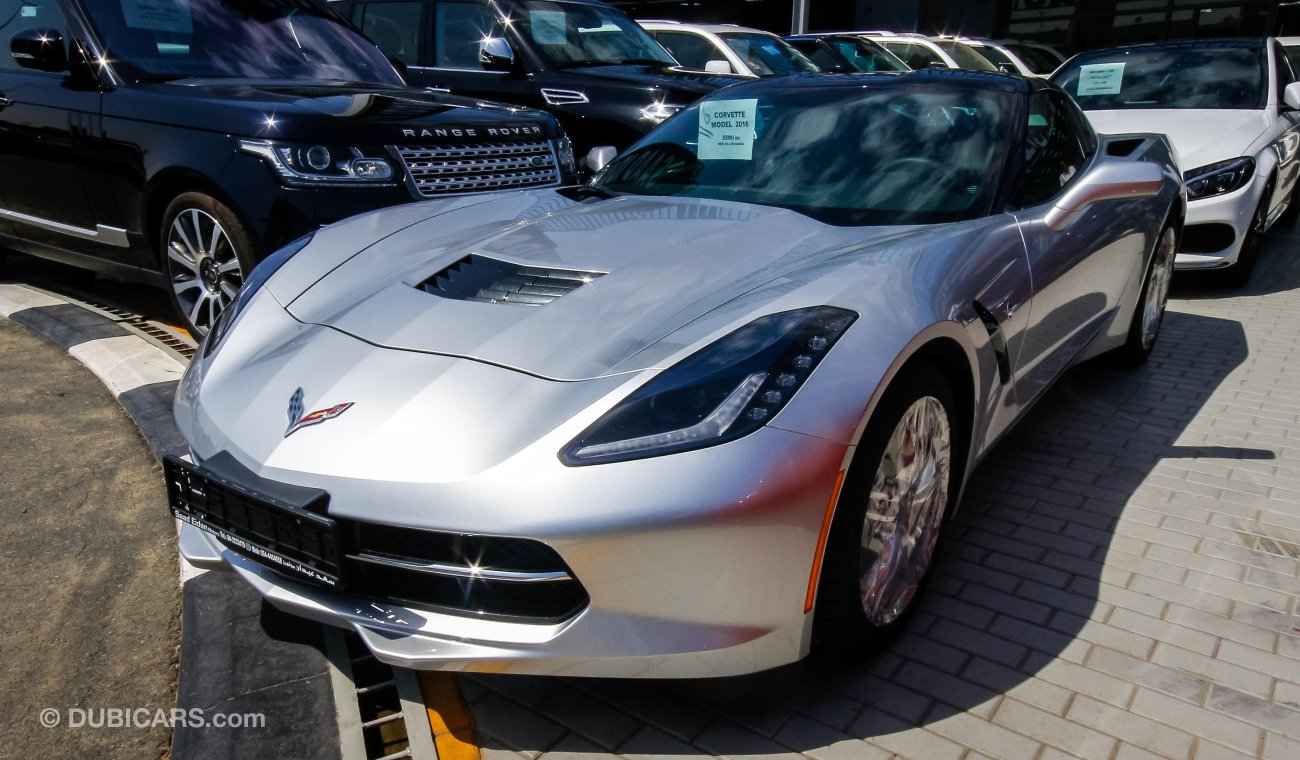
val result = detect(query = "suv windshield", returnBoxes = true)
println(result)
[511,0,675,68]
[81,0,402,83]
[591,84,1015,226]
[933,40,998,71]
[827,37,908,72]
[718,32,817,77]
[1005,43,1060,75]
[1053,44,1266,110]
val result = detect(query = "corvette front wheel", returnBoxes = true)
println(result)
[813,365,956,654]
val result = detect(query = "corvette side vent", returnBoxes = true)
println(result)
[418,254,604,306]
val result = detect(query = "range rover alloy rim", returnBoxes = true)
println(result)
[167,209,243,335]
[1141,227,1177,349]
[859,396,952,626]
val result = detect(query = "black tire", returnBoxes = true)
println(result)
[1225,178,1272,287]
[159,192,255,336]
[812,364,958,655]
[1110,222,1177,366]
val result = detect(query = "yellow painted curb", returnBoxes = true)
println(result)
[417,672,481,760]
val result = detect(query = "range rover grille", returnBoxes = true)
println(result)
[418,254,603,306]
[392,141,560,197]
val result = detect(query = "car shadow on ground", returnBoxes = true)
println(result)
[461,243,1300,755]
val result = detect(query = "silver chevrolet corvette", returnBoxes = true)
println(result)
[168,71,1184,678]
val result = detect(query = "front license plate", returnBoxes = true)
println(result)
[164,455,343,587]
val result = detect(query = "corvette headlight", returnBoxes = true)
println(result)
[1184,157,1254,200]
[639,102,683,124]
[237,140,397,187]
[202,233,314,357]
[561,306,856,465]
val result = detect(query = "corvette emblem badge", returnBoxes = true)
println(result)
[285,387,354,438]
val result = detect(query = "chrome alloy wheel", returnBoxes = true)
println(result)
[167,208,244,335]
[1140,227,1177,350]
[859,396,952,626]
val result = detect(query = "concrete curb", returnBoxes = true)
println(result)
[0,283,342,760]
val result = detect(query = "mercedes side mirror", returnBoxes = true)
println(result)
[704,59,733,75]
[1044,161,1165,231]
[586,146,617,173]
[479,36,516,72]
[1283,81,1300,111]
[11,28,68,73]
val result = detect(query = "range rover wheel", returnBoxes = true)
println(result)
[161,193,254,336]
[1111,223,1176,366]
[813,365,957,654]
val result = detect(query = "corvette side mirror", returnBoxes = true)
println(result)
[1044,161,1165,231]
[585,146,617,172]
[11,28,68,73]
[1284,81,1300,110]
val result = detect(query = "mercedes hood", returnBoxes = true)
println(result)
[1083,108,1272,172]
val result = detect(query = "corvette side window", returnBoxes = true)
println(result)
[0,0,70,73]
[1015,91,1089,209]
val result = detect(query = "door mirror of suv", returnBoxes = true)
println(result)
[1044,160,1165,231]
[704,59,733,75]
[1283,81,1300,111]
[480,36,515,72]
[11,28,69,73]
[586,146,617,172]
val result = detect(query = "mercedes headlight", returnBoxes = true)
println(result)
[202,233,314,357]
[1184,157,1254,200]
[561,306,856,465]
[238,140,397,188]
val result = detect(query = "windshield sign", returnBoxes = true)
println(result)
[1053,45,1266,110]
[513,0,675,68]
[81,0,402,83]
[592,85,1014,226]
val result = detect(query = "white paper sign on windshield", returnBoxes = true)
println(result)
[120,0,193,33]
[698,99,758,160]
[1077,63,1125,96]
[530,10,568,46]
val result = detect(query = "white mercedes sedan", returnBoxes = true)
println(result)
[1054,39,1300,284]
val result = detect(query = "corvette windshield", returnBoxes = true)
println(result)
[511,0,675,68]
[1053,45,1266,110]
[590,84,1016,226]
[80,0,402,83]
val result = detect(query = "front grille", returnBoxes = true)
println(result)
[392,141,560,197]
[418,254,603,306]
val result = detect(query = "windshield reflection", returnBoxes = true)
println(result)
[1054,44,1265,111]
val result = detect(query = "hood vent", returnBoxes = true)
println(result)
[418,254,604,306]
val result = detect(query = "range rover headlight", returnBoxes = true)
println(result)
[555,135,577,175]
[1184,157,1254,200]
[561,306,856,465]
[237,140,397,187]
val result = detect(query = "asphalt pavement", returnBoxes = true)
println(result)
[0,318,181,760]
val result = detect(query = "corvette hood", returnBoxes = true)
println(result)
[286,193,935,381]
[1083,109,1270,171]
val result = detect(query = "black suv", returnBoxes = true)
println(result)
[0,0,575,333]
[334,0,739,156]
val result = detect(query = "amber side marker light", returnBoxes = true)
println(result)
[805,469,847,613]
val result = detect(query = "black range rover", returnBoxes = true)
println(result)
[335,0,740,156]
[0,0,575,333]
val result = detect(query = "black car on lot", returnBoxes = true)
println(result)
[334,0,739,156]
[0,0,575,334]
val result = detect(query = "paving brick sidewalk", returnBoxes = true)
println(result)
[462,229,1300,760]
